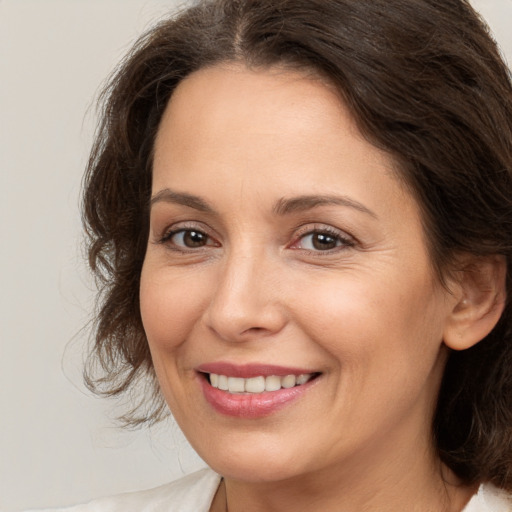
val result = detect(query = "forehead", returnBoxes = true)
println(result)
[155,64,355,162]
[155,66,393,177]
[152,64,414,224]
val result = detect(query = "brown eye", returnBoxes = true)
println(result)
[292,229,354,252]
[310,233,339,250]
[169,229,210,248]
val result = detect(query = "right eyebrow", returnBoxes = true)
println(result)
[150,189,214,213]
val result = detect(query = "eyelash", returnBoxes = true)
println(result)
[158,224,218,251]
[157,224,355,254]
[289,225,355,253]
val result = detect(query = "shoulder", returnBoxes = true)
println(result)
[463,483,512,512]
[26,468,221,512]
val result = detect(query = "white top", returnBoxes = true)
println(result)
[25,468,512,512]
[24,469,220,512]
[463,483,512,512]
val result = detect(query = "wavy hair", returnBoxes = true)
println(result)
[82,0,512,490]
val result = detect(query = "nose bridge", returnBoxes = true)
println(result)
[204,242,286,341]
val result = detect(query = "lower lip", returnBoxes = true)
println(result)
[198,375,318,419]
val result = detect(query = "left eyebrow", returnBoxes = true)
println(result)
[272,194,377,218]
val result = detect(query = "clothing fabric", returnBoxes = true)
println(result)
[26,467,512,512]
[25,469,220,512]
[462,483,512,512]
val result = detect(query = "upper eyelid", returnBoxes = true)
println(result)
[154,220,356,245]
[157,220,213,236]
[292,223,355,240]
[161,226,208,240]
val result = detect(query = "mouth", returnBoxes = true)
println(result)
[196,363,321,418]
[206,372,317,394]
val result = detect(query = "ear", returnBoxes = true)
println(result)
[443,255,507,351]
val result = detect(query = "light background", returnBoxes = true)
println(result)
[0,0,511,510]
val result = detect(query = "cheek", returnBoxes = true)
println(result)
[139,265,211,417]
[293,268,447,371]
[139,265,210,352]
[296,272,449,430]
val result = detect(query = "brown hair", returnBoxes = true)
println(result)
[83,0,512,490]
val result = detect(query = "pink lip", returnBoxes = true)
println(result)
[196,362,320,419]
[196,362,314,378]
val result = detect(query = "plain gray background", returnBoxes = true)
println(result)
[1,0,511,510]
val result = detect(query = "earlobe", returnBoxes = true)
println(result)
[443,255,507,351]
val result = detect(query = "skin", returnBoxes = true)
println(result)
[140,64,482,511]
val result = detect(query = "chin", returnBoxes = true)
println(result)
[211,459,301,484]
[197,439,308,483]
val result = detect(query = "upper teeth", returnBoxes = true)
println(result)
[209,373,313,394]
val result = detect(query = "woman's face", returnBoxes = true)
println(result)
[140,64,458,483]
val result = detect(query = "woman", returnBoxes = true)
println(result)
[52,0,512,510]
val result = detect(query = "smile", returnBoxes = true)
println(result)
[196,364,321,418]
[208,373,314,394]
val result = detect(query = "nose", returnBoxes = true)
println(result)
[203,249,288,343]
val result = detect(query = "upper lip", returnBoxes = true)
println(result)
[196,362,318,378]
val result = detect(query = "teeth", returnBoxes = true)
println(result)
[209,372,314,393]
[265,375,281,392]
[296,374,310,385]
[218,374,229,391]
[281,374,296,388]
[245,376,265,393]
[227,377,245,393]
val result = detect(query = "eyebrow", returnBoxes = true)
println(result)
[273,194,377,218]
[150,189,376,218]
[150,189,214,213]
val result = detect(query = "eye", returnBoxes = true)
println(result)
[161,228,216,249]
[290,227,354,252]
[301,232,340,250]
